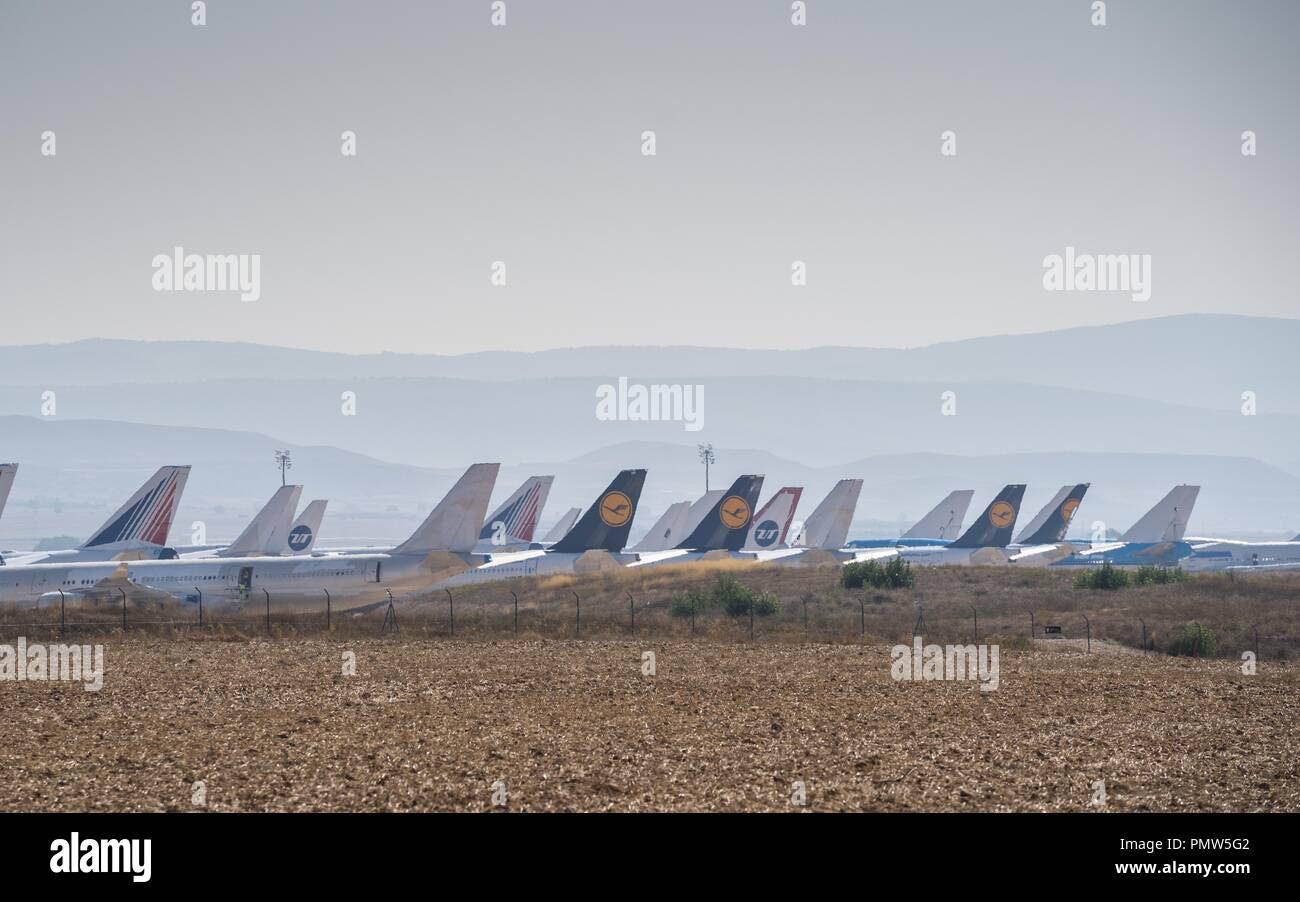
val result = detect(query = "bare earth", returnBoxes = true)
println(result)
[1,637,1296,812]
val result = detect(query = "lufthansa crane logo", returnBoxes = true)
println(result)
[720,496,751,530]
[1061,498,1080,522]
[989,501,1016,529]
[599,491,633,528]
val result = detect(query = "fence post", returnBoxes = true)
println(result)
[1027,610,1035,640]
[1081,613,1091,654]
[913,604,925,639]
[1138,617,1147,654]
[1191,620,1201,658]
[195,587,203,628]
[749,596,755,642]
[264,588,271,636]
[573,592,581,638]
[627,591,635,636]
[690,597,696,636]
[1252,622,1259,662]
[119,588,127,632]
[59,589,65,637]
[802,595,809,643]
[968,603,978,643]
[323,589,331,632]
[511,591,518,635]
[859,597,865,646]
[445,589,454,637]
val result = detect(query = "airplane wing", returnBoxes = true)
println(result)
[39,563,179,606]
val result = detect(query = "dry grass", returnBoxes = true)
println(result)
[0,636,1295,812]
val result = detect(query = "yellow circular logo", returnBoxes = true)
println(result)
[719,495,751,530]
[599,491,633,528]
[1061,498,1080,522]
[989,501,1015,529]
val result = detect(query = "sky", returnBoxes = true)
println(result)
[2,0,1297,353]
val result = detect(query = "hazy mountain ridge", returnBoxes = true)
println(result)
[1,314,1295,413]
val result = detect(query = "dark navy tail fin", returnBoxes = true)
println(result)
[675,475,765,551]
[948,484,1026,549]
[550,470,647,553]
[1019,483,1089,545]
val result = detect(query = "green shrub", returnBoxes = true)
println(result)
[669,589,705,618]
[1133,565,1189,586]
[1072,561,1129,590]
[671,574,780,618]
[841,558,915,590]
[1167,622,1219,657]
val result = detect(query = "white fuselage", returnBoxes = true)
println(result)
[0,552,443,613]
[435,549,634,587]
[1182,540,1300,572]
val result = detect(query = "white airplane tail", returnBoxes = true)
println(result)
[283,499,327,555]
[902,490,974,541]
[630,501,691,552]
[81,465,191,549]
[0,463,16,524]
[679,490,725,539]
[392,463,500,556]
[220,485,302,557]
[744,487,803,550]
[479,475,554,546]
[1119,485,1201,543]
[797,479,863,550]
[541,507,582,544]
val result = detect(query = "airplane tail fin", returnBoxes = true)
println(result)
[1119,485,1200,543]
[219,485,301,557]
[947,485,1026,549]
[1016,483,1089,545]
[796,479,863,550]
[0,463,16,524]
[82,465,191,549]
[550,469,648,553]
[392,463,500,556]
[541,507,582,544]
[902,490,974,541]
[479,475,554,545]
[744,487,803,550]
[284,500,327,555]
[675,476,765,551]
[630,500,691,552]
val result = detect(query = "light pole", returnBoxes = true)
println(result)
[274,449,292,486]
[697,443,715,491]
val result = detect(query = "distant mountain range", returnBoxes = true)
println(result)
[0,313,1295,411]
[1,315,1296,546]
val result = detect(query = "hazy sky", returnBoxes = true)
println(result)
[2,0,1296,353]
